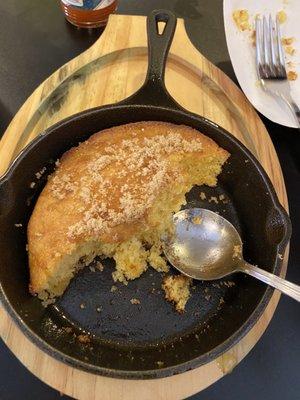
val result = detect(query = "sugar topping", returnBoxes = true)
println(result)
[48,131,202,239]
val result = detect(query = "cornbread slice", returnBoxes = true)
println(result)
[28,121,229,300]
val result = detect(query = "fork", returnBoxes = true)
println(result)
[255,15,300,128]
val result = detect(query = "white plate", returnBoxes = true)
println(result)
[224,0,300,128]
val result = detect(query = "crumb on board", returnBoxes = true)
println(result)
[277,10,287,24]
[199,191,206,200]
[14,223,23,227]
[63,327,73,334]
[162,275,192,313]
[156,361,164,368]
[205,294,211,301]
[287,71,298,81]
[89,266,95,272]
[192,216,202,225]
[219,297,225,306]
[77,334,91,344]
[30,182,36,188]
[80,303,85,309]
[232,9,251,31]
[130,298,140,305]
[278,253,284,260]
[110,285,117,292]
[96,306,102,312]
[25,244,29,252]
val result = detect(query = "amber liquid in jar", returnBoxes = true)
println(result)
[61,0,118,28]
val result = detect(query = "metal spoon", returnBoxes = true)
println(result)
[162,208,300,302]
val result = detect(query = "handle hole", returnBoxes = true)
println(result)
[157,20,167,35]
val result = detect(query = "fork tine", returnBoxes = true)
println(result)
[275,16,287,78]
[263,16,272,77]
[269,14,277,76]
[255,16,264,78]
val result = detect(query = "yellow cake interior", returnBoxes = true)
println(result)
[28,121,229,305]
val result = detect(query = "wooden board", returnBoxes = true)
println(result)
[0,14,289,400]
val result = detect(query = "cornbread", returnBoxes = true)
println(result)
[28,121,229,301]
[277,10,287,24]
[162,275,192,313]
[232,9,251,31]
[287,71,298,81]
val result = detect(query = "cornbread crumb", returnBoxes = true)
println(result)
[278,253,284,260]
[35,167,46,179]
[95,261,104,271]
[162,275,192,313]
[192,216,202,225]
[157,361,164,367]
[219,194,225,201]
[250,29,256,46]
[285,46,296,56]
[223,280,235,288]
[41,297,56,308]
[130,298,140,305]
[77,334,91,344]
[282,37,294,46]
[277,10,287,24]
[110,285,117,292]
[233,245,242,259]
[89,266,96,272]
[287,71,298,81]
[80,303,85,309]
[96,306,102,312]
[14,223,23,227]
[287,61,295,69]
[30,182,36,188]
[199,192,206,200]
[232,9,251,31]
[63,327,73,333]
[208,196,218,204]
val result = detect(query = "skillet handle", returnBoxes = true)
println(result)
[121,10,183,109]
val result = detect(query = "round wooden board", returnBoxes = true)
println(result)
[0,14,289,400]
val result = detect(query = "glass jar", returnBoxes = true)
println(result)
[61,0,118,28]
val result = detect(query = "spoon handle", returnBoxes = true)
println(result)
[240,263,300,302]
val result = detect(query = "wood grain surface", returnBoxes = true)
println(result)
[0,14,289,400]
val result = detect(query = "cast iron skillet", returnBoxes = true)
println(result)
[0,10,291,379]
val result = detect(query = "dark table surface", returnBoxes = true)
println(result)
[0,1,299,399]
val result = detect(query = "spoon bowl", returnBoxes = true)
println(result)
[163,208,300,302]
[162,208,242,280]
